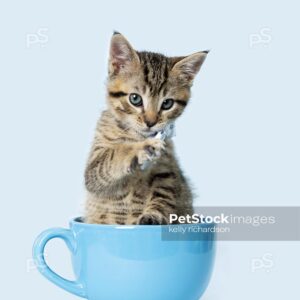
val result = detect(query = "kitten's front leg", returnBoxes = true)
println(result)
[85,138,165,194]
[138,172,178,225]
[137,192,176,225]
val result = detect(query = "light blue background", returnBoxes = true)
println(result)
[0,0,299,299]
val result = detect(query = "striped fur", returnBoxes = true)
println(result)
[84,33,208,225]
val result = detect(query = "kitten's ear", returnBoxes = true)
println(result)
[171,51,209,81]
[109,32,140,76]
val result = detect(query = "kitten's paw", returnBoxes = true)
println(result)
[126,139,165,174]
[137,213,168,225]
[137,139,166,170]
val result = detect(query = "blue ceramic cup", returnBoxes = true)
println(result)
[33,217,216,300]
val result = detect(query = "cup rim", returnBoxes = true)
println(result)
[70,217,215,230]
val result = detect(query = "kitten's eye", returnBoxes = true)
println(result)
[129,93,143,107]
[161,98,174,110]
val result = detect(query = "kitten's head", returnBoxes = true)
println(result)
[106,32,208,136]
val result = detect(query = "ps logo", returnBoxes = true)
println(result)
[251,253,274,273]
[249,27,272,48]
[26,28,49,48]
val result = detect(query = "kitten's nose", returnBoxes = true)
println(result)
[144,111,158,128]
[145,119,157,128]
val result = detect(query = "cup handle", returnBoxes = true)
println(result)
[32,228,86,298]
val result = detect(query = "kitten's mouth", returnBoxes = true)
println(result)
[148,131,158,137]
[141,130,158,138]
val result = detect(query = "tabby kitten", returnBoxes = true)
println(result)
[84,32,208,225]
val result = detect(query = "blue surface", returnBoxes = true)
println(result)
[33,218,216,300]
